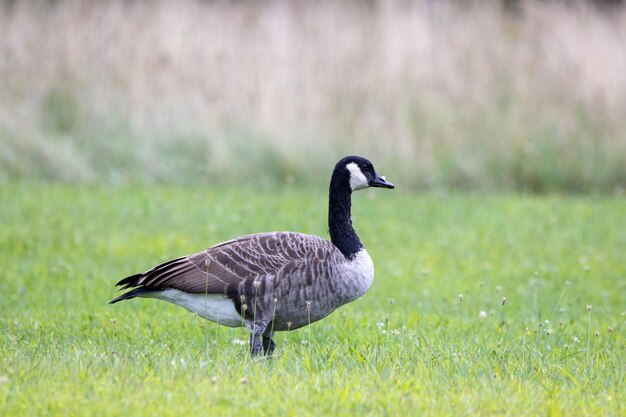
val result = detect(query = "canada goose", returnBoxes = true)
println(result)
[110,155,394,355]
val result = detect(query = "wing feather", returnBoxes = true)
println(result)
[113,232,340,297]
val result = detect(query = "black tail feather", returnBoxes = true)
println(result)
[114,256,187,289]
[111,256,189,303]
[114,273,143,289]
[109,287,161,304]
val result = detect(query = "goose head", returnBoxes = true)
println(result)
[335,155,395,192]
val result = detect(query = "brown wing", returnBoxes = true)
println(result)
[113,232,336,296]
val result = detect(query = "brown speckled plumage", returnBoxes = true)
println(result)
[114,232,373,331]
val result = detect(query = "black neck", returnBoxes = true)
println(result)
[328,171,363,260]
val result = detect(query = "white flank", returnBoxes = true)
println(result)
[149,289,243,327]
[346,162,369,191]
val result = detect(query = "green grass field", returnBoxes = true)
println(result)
[1,183,624,416]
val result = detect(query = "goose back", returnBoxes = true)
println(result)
[113,231,374,330]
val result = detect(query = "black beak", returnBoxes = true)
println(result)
[370,175,395,189]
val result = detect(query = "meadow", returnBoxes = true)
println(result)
[1,183,624,416]
[1,1,625,415]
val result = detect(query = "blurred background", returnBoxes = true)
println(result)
[1,0,625,192]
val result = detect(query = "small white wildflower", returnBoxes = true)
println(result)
[478,311,487,319]
[572,336,580,343]
[457,294,464,302]
[586,304,592,312]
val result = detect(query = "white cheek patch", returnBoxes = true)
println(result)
[346,162,369,191]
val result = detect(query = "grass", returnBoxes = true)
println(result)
[1,183,624,416]
[1,1,626,192]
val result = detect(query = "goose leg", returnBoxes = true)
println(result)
[262,333,276,356]
[248,321,269,356]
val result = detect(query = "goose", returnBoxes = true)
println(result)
[110,155,394,355]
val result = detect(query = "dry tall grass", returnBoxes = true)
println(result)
[1,0,625,191]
